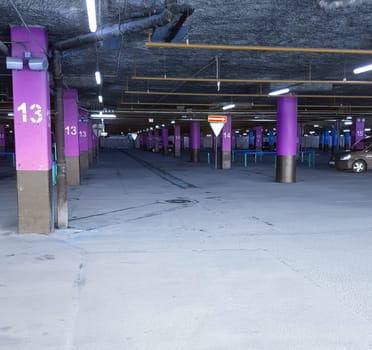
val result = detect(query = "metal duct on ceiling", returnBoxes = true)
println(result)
[55,0,193,51]
[0,40,9,56]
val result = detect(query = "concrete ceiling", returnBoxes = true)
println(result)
[1,0,372,134]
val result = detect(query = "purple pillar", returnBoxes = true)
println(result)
[190,121,200,162]
[162,127,169,155]
[63,89,80,185]
[0,124,5,151]
[79,120,89,170]
[221,116,232,169]
[276,96,298,183]
[147,131,153,151]
[254,127,263,149]
[87,122,93,163]
[351,117,365,150]
[140,133,145,150]
[232,130,237,150]
[11,26,53,233]
[174,125,181,157]
[153,129,160,152]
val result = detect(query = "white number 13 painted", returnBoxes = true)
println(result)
[17,102,43,124]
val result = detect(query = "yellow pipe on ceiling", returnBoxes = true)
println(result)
[121,101,372,109]
[145,42,372,55]
[125,90,372,99]
[131,76,372,85]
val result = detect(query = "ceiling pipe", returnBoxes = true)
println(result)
[55,1,193,51]
[131,76,372,85]
[145,42,372,55]
[125,90,372,99]
[120,101,372,109]
[0,40,9,56]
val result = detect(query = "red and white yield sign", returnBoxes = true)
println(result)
[208,115,227,137]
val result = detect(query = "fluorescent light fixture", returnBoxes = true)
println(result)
[86,0,97,32]
[344,121,353,125]
[98,95,103,103]
[353,64,372,75]
[365,128,371,132]
[222,103,235,110]
[313,124,319,127]
[268,88,290,96]
[7,113,14,117]
[343,129,350,132]
[90,112,116,119]
[148,118,154,123]
[346,116,352,120]
[95,71,101,85]
[161,124,165,127]
[171,120,175,124]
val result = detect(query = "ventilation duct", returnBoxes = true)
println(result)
[0,40,9,56]
[55,1,194,51]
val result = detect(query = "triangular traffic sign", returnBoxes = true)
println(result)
[209,122,225,137]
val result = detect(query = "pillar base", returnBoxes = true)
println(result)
[80,151,89,171]
[221,151,231,169]
[190,148,199,163]
[66,156,80,185]
[276,156,296,183]
[17,170,53,234]
[174,148,181,157]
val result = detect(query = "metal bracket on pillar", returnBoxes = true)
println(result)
[53,50,68,229]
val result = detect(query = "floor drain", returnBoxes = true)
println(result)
[165,199,192,204]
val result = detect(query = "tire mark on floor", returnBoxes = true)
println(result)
[121,150,197,189]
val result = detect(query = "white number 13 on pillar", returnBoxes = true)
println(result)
[17,102,43,124]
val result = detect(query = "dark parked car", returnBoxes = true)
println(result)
[329,137,372,173]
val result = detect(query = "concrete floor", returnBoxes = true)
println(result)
[1,149,372,350]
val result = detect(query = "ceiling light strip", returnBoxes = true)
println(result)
[86,0,97,33]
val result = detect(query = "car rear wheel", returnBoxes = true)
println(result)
[352,160,367,173]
